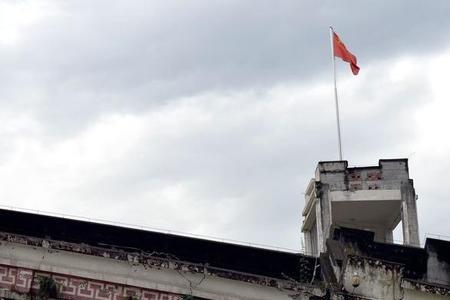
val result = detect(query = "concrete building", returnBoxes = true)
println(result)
[321,225,450,300]
[0,159,448,300]
[0,208,323,300]
[302,159,420,256]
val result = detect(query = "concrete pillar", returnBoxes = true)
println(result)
[385,230,394,243]
[373,227,387,243]
[315,199,324,255]
[318,185,332,253]
[304,231,311,255]
[367,226,393,243]
[401,181,420,246]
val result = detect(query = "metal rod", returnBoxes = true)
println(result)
[329,26,343,160]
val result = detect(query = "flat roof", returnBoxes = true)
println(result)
[0,208,310,280]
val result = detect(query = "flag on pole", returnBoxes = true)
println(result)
[332,31,360,75]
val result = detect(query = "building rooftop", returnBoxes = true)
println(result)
[0,208,314,282]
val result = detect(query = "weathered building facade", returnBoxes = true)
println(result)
[322,226,450,299]
[0,159,448,300]
[0,209,322,300]
[302,159,420,256]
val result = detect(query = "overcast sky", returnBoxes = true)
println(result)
[0,0,450,250]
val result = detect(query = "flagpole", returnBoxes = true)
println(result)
[329,26,343,161]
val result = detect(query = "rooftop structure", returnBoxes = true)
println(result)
[301,159,420,256]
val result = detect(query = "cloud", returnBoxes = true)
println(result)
[0,47,441,249]
[2,1,449,132]
[0,0,449,249]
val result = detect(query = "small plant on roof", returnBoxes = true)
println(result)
[127,294,141,300]
[180,295,199,300]
[37,276,58,300]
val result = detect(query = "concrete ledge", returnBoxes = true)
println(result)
[329,190,401,202]
[0,242,293,300]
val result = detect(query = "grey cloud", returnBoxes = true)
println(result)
[0,0,448,249]
[3,0,449,122]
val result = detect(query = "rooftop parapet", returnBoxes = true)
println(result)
[314,159,410,192]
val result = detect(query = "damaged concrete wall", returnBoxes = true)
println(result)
[337,256,450,300]
[425,239,450,287]
[323,226,450,300]
[402,280,450,299]
[341,255,403,300]
[0,235,326,300]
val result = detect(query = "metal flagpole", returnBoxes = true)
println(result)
[329,26,343,161]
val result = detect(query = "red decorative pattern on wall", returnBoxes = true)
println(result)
[0,265,186,300]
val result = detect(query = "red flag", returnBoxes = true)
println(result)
[333,31,360,75]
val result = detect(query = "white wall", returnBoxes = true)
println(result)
[0,240,296,300]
